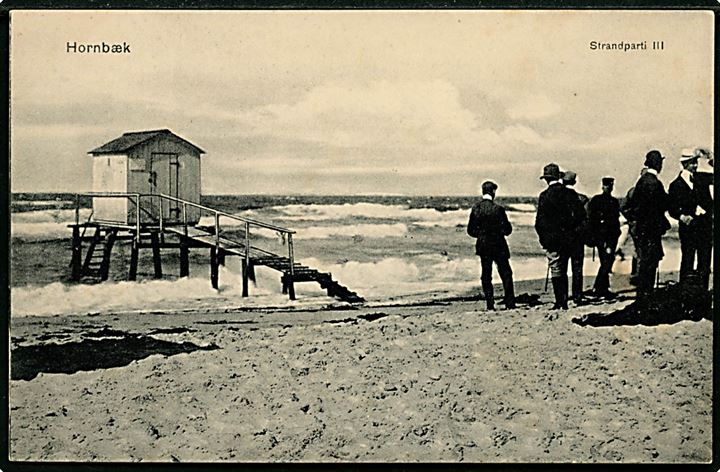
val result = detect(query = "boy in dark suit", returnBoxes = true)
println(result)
[467,181,516,311]
[587,177,621,297]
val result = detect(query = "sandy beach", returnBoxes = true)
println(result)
[9,276,712,463]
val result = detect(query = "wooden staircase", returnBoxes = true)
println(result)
[70,192,365,305]
[79,227,118,282]
[165,226,365,304]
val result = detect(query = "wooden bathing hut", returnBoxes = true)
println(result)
[69,129,364,304]
[89,129,203,225]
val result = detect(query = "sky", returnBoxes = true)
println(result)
[10,10,714,196]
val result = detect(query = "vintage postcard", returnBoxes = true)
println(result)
[8,9,714,463]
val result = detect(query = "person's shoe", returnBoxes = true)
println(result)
[602,291,617,300]
[486,300,496,311]
[504,300,517,310]
[573,295,589,306]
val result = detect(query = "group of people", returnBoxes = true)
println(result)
[467,148,713,311]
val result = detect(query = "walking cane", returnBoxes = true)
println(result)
[592,246,595,262]
[655,268,660,289]
[544,265,550,292]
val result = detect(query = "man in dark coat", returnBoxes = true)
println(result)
[622,150,671,303]
[535,163,587,310]
[668,149,699,283]
[587,176,621,298]
[562,170,590,304]
[668,148,712,288]
[691,148,714,290]
[467,180,516,311]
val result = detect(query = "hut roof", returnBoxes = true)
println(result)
[88,129,205,155]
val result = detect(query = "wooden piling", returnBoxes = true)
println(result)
[71,226,82,281]
[99,229,117,282]
[248,262,256,283]
[179,237,190,277]
[287,275,296,301]
[210,247,219,289]
[129,238,139,281]
[151,232,162,279]
[281,274,296,300]
[218,248,226,266]
[242,260,249,297]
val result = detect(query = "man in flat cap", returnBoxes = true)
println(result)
[622,150,671,304]
[668,148,708,286]
[562,170,590,304]
[535,163,587,310]
[587,177,621,298]
[467,180,516,311]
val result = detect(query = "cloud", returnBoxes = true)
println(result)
[505,93,561,120]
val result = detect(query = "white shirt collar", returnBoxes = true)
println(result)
[565,184,575,190]
[549,180,563,186]
[482,194,493,200]
[680,169,693,189]
[646,168,658,176]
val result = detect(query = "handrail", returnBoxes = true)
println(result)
[79,192,295,234]
[156,193,296,235]
[75,191,299,296]
[79,192,142,240]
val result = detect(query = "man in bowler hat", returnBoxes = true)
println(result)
[535,163,587,310]
[622,150,670,304]
[587,176,621,297]
[467,180,516,311]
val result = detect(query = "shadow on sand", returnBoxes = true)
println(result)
[12,332,219,381]
[572,279,712,328]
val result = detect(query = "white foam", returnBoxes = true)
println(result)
[10,264,333,318]
[12,200,75,207]
[413,210,534,228]
[271,202,469,223]
[10,244,693,317]
[507,203,537,212]
[12,209,93,240]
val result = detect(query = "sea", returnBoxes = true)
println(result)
[10,194,682,318]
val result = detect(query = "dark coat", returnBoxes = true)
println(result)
[668,173,697,221]
[669,172,713,243]
[623,171,670,239]
[467,199,512,258]
[535,183,587,252]
[570,189,590,247]
[587,193,621,244]
[693,170,714,239]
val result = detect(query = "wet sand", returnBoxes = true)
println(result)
[8,276,712,463]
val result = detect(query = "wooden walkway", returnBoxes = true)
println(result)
[69,193,364,304]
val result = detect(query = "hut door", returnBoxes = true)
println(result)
[150,153,181,222]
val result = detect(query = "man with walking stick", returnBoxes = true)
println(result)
[535,163,587,310]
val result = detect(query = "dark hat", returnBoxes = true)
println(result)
[540,163,561,180]
[644,150,665,167]
[481,180,498,194]
[562,170,577,184]
[601,176,615,186]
